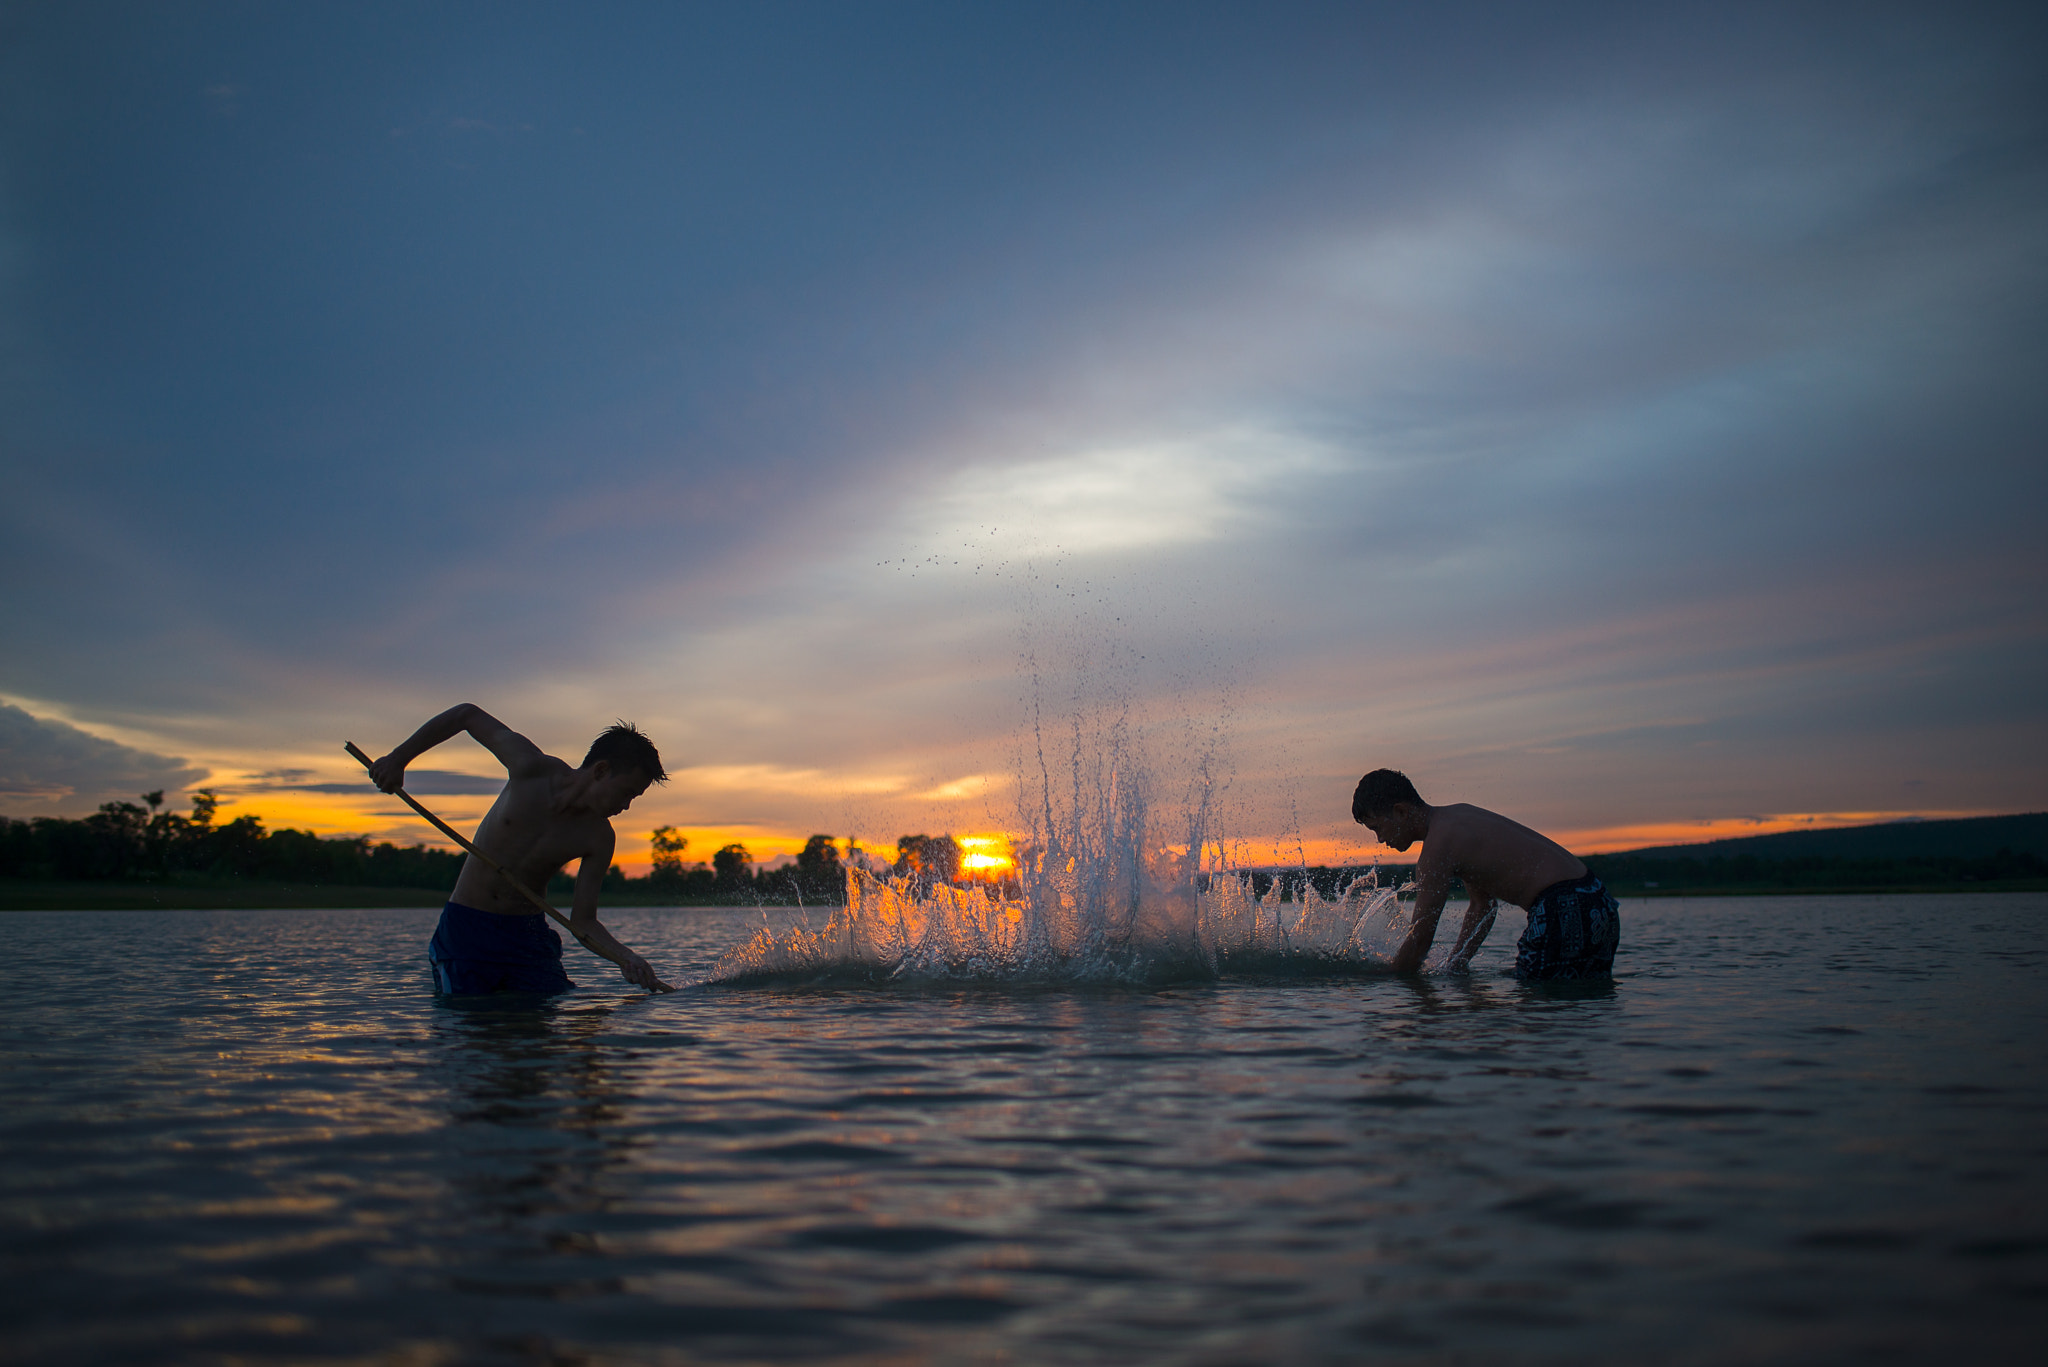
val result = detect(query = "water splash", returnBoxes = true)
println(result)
[705,864,1420,986]
[707,570,1425,986]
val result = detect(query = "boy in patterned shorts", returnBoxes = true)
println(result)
[1352,769,1618,979]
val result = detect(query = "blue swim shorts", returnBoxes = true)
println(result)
[1516,873,1620,980]
[428,900,575,996]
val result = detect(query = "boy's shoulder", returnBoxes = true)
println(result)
[497,751,577,804]
[1429,802,1495,834]
[1433,802,1572,867]
[1427,804,1526,854]
[504,750,573,780]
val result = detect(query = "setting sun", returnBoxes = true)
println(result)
[956,833,1015,878]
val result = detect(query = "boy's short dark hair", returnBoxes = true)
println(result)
[1353,768,1423,822]
[584,721,667,783]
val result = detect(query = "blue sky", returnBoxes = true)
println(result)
[4,2,2044,867]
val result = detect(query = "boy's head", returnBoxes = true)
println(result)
[581,721,667,815]
[1352,768,1427,850]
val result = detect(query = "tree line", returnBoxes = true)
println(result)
[0,791,468,887]
[0,792,987,906]
[646,830,970,903]
[15,792,2039,901]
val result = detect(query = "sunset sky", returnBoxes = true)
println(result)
[4,3,2044,873]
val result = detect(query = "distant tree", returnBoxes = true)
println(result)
[208,814,268,877]
[649,826,690,889]
[713,842,753,895]
[793,834,844,900]
[141,789,206,873]
[893,834,961,892]
[75,799,151,879]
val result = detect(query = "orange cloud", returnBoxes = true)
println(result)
[203,789,495,848]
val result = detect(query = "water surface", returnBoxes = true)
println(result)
[3,895,2043,1363]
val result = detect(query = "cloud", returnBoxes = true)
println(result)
[230,769,505,797]
[0,703,207,813]
[916,429,1338,556]
[919,774,998,802]
[673,765,911,798]
[0,5,2042,856]
[445,117,534,134]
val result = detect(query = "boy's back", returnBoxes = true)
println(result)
[1405,803,1587,912]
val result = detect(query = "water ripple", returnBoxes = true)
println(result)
[1,896,2045,1364]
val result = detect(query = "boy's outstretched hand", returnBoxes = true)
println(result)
[619,950,674,993]
[572,918,673,992]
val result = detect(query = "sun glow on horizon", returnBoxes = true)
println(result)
[955,833,1016,878]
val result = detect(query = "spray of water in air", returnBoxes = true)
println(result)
[707,562,1420,985]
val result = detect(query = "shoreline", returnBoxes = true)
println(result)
[4,877,2043,911]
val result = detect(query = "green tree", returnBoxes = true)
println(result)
[794,834,843,900]
[649,826,690,889]
[713,842,753,895]
[893,834,961,891]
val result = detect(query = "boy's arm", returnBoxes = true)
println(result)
[565,826,672,992]
[1389,852,1453,972]
[368,703,548,791]
[1444,895,1499,973]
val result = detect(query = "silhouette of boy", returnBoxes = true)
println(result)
[1352,769,1618,978]
[370,704,672,994]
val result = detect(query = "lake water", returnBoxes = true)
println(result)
[3,894,2044,1364]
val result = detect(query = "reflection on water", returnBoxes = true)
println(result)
[1,895,2045,1365]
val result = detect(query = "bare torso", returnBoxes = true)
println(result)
[452,759,615,915]
[1418,803,1586,909]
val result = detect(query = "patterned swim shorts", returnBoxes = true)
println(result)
[1515,873,1620,980]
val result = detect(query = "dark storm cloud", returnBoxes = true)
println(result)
[0,703,207,811]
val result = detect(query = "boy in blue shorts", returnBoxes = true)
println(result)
[370,704,672,994]
[1352,769,1618,979]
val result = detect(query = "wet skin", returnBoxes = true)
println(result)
[370,703,670,991]
[1357,800,1587,974]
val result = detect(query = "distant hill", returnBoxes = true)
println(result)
[1243,814,2048,902]
[1578,812,2048,894]
[1606,813,2048,862]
